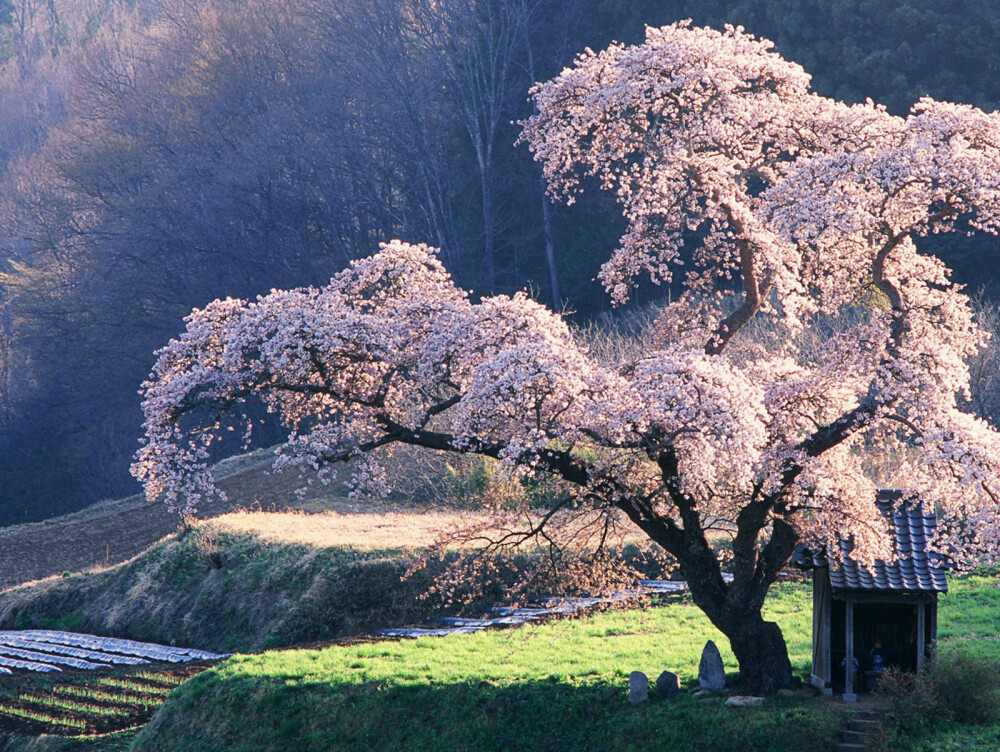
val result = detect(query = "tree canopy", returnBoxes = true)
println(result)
[133,23,1000,694]
[4,0,1000,521]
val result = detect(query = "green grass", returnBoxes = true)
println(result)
[54,686,164,708]
[886,572,1000,751]
[12,694,132,718]
[129,582,848,752]
[935,573,1000,660]
[119,574,1000,752]
[0,704,88,731]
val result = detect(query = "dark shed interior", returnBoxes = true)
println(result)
[794,490,947,701]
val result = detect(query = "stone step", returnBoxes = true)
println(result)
[842,730,868,745]
[849,719,881,734]
[851,710,881,722]
[837,744,867,752]
[837,744,868,752]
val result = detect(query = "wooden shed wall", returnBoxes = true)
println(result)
[811,568,832,692]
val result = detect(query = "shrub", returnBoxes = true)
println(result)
[444,457,494,504]
[877,665,942,737]
[927,651,1000,724]
[876,650,1000,746]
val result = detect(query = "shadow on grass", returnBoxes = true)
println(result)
[133,671,845,752]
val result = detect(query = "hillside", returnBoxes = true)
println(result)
[0,453,267,590]
[0,449,393,590]
[0,451,995,751]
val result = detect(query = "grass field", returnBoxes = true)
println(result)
[130,582,841,752]
[0,563,995,751]
[119,573,1000,752]
[0,448,996,751]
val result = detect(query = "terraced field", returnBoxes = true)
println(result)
[0,664,210,735]
[0,631,226,736]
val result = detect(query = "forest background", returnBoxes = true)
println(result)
[1,0,1000,524]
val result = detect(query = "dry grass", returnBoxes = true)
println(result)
[209,502,660,552]
[210,508,489,550]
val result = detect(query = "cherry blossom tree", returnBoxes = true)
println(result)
[132,22,1000,694]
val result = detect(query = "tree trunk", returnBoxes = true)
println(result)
[540,182,560,311]
[677,548,797,695]
[726,613,795,695]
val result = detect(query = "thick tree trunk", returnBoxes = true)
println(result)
[726,613,796,695]
[675,538,797,695]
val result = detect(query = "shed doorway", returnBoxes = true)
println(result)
[830,598,936,695]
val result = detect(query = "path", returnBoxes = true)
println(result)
[372,577,733,638]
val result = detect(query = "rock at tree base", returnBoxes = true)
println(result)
[725,695,765,707]
[778,687,815,699]
[628,671,648,703]
[656,670,681,698]
[698,640,726,691]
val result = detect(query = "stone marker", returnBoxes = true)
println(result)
[656,670,681,698]
[698,640,726,691]
[628,671,649,703]
[725,695,765,707]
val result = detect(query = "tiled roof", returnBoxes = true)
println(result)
[793,490,948,593]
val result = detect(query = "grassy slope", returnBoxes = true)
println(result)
[0,448,994,751]
[132,582,848,752]
[0,507,667,653]
[0,544,994,751]
[123,574,1000,752]
[0,528,458,653]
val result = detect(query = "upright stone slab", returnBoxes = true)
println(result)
[628,671,649,703]
[656,670,681,698]
[698,640,726,691]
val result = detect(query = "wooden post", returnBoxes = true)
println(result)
[930,600,938,660]
[844,600,856,702]
[822,584,832,695]
[916,602,927,672]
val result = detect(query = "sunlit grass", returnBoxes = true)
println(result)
[209,507,656,551]
[210,509,485,550]
[127,574,1000,752]
[131,582,853,752]
[15,693,132,717]
[0,703,87,730]
[935,573,1000,661]
[55,685,164,708]
[214,582,810,688]
[95,677,175,694]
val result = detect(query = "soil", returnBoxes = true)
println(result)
[0,661,217,736]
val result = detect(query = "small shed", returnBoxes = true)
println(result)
[794,490,948,702]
